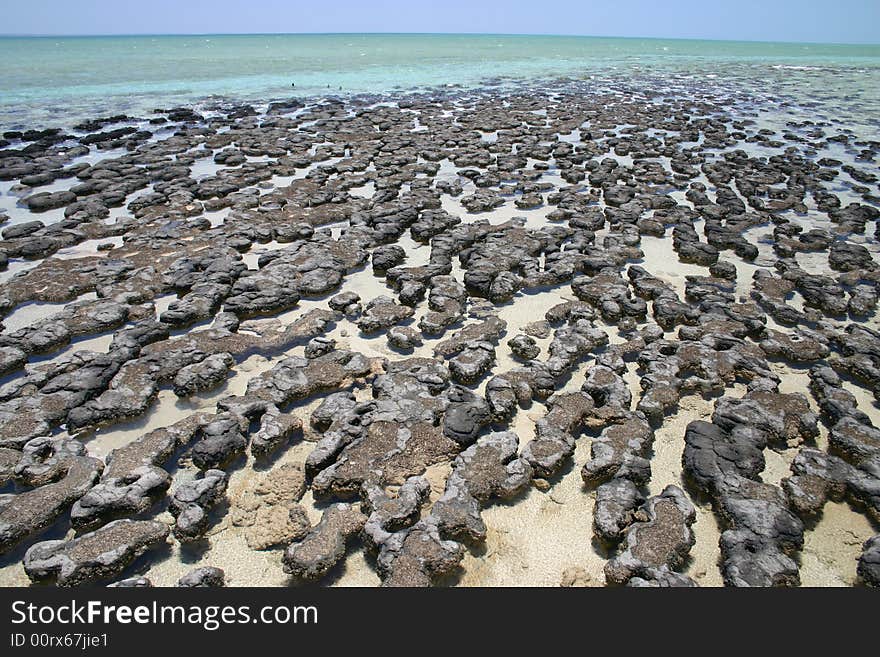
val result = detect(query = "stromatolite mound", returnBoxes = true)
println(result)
[23,519,169,586]
[605,486,697,586]
[858,535,880,587]
[282,503,367,581]
[177,566,226,587]
[231,463,310,551]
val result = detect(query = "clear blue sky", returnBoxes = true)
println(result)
[3,0,879,44]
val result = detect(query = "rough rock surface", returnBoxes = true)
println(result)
[432,431,532,542]
[605,486,697,586]
[23,519,169,586]
[230,463,310,550]
[177,566,225,587]
[282,503,367,581]
[70,415,206,530]
[169,469,229,541]
[858,535,880,587]
[1,455,103,553]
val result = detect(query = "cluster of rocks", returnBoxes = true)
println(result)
[0,80,877,588]
[683,387,819,586]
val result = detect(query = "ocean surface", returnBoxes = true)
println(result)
[1,33,879,135]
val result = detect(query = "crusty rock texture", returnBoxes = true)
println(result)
[23,519,169,586]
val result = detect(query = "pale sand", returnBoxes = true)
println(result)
[637,234,709,299]
[799,502,876,586]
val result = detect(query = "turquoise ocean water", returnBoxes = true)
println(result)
[0,33,879,133]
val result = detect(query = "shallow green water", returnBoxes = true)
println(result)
[0,33,879,131]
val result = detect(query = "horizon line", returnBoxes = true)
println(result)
[0,31,878,47]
